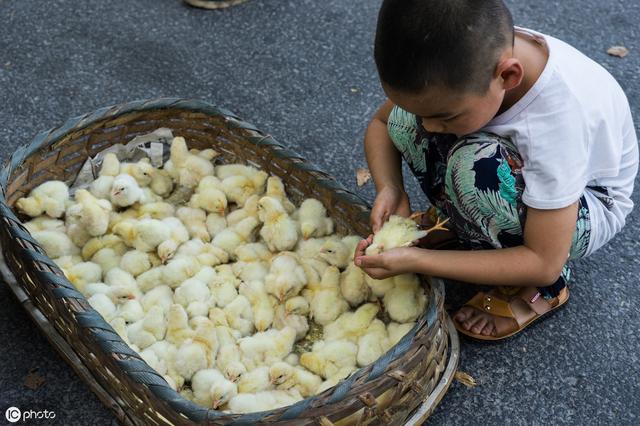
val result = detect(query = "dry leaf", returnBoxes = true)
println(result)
[607,46,629,58]
[350,87,360,93]
[454,371,477,388]
[356,168,372,186]
[24,368,45,390]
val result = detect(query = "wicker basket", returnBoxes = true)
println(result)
[0,98,459,425]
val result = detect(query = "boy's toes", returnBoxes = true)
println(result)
[453,306,473,323]
[481,322,495,336]
[471,317,488,334]
[462,312,482,331]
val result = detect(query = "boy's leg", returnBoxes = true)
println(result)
[440,132,591,337]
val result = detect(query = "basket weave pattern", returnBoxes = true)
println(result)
[0,98,450,425]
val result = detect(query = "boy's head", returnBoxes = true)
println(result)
[375,0,519,136]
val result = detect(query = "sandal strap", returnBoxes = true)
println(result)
[465,292,516,319]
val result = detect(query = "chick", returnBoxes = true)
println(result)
[228,390,303,414]
[205,212,227,237]
[104,267,141,299]
[385,322,416,350]
[64,261,102,293]
[192,369,238,409]
[315,367,357,394]
[120,158,154,187]
[89,248,122,275]
[52,255,82,271]
[174,320,218,381]
[269,362,322,397]
[140,347,168,375]
[120,250,152,277]
[383,274,427,323]
[238,281,275,332]
[110,174,144,207]
[310,266,349,326]
[208,267,239,308]
[237,366,273,394]
[189,176,227,215]
[141,285,174,315]
[162,256,200,289]
[24,216,66,234]
[149,168,174,197]
[127,305,166,349]
[16,180,70,218]
[157,217,191,263]
[212,217,260,257]
[356,319,389,367]
[264,252,307,302]
[318,235,362,269]
[238,327,296,370]
[218,165,268,207]
[82,234,127,260]
[299,339,358,379]
[340,263,369,307]
[365,274,396,298]
[136,265,165,292]
[272,298,309,341]
[89,175,115,200]
[174,239,229,268]
[88,293,117,321]
[99,153,121,177]
[258,196,298,252]
[116,299,145,323]
[365,215,447,255]
[137,202,175,220]
[165,304,195,346]
[169,136,215,188]
[225,194,260,227]
[31,230,80,258]
[296,198,334,240]
[113,218,171,253]
[176,206,211,242]
[174,277,212,318]
[223,295,255,337]
[265,176,295,214]
[323,303,380,343]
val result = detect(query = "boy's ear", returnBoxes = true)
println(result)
[495,58,524,91]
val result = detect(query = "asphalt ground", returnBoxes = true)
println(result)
[0,0,638,424]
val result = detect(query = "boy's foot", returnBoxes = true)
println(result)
[453,286,569,340]
[183,0,248,9]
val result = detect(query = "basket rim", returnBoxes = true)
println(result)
[0,97,450,424]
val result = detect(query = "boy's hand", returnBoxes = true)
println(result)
[371,186,411,233]
[354,236,420,279]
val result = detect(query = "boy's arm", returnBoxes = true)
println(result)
[365,99,411,231]
[357,202,578,287]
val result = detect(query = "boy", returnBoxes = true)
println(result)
[354,0,638,340]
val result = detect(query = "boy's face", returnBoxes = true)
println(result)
[383,78,506,137]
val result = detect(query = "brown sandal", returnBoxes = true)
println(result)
[454,286,570,341]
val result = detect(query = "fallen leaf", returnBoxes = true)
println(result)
[356,168,372,187]
[350,87,360,93]
[24,368,45,390]
[454,371,477,388]
[607,46,629,58]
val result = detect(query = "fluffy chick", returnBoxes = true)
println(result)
[323,303,380,343]
[16,180,69,218]
[269,362,322,397]
[176,206,211,242]
[258,196,298,252]
[266,176,295,214]
[113,218,171,253]
[223,295,255,337]
[318,235,362,269]
[31,230,79,258]
[264,252,307,302]
[356,319,389,367]
[120,250,152,277]
[365,215,429,255]
[296,198,334,240]
[212,216,259,257]
[169,136,215,188]
[238,281,275,332]
[237,366,272,394]
[310,266,349,326]
[110,174,144,207]
[218,165,268,207]
[299,339,358,379]
[119,158,154,187]
[189,176,227,215]
[174,277,212,318]
[383,274,427,323]
[192,368,238,409]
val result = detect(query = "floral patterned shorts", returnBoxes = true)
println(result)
[387,106,591,298]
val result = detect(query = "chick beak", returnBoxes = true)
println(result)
[217,207,225,215]
[127,294,136,300]
[113,190,121,196]
[211,399,221,409]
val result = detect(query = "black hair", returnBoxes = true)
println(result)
[374,0,514,94]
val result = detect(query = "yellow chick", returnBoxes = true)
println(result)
[137,202,175,220]
[113,218,171,253]
[323,303,380,343]
[356,319,389,367]
[205,212,227,237]
[258,196,298,252]
[176,206,211,242]
[340,263,370,307]
[174,239,229,268]
[149,168,174,197]
[52,255,82,271]
[365,274,396,298]
[383,274,427,323]
[99,153,121,177]
[162,256,200,289]
[238,327,296,370]
[264,252,307,302]
[385,322,416,350]
[217,165,268,207]
[365,215,430,255]
[212,216,260,257]
[189,176,228,215]
[223,295,255,337]
[318,235,362,269]
[192,368,238,409]
[88,293,117,321]
[141,285,174,315]
[165,304,195,346]
[169,136,215,188]
[225,194,260,227]
[74,188,113,233]
[156,217,191,263]
[82,234,127,260]
[238,281,275,332]
[299,339,358,379]
[110,174,144,207]
[273,304,309,342]
[310,266,349,326]
[174,277,212,318]
[90,248,122,275]
[31,230,80,258]
[120,158,155,187]
[266,176,295,214]
[64,203,92,247]
[228,390,303,414]
[174,320,218,381]
[24,216,66,234]
[64,261,102,293]
[16,180,70,218]
[89,175,115,200]
[135,265,165,292]
[237,366,273,394]
[296,198,334,240]
[127,305,166,350]
[269,362,322,397]
[104,267,141,299]
[120,250,152,277]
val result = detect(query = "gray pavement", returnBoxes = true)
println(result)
[0,0,638,425]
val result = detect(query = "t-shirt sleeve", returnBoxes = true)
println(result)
[520,102,590,210]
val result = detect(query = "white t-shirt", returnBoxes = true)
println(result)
[483,28,638,256]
